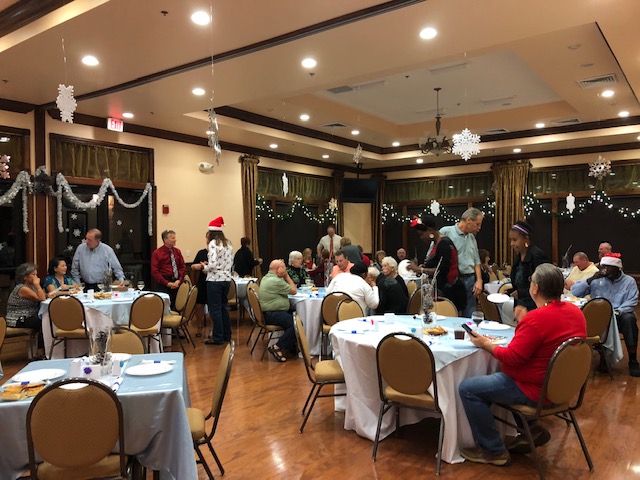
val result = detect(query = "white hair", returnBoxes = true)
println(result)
[288,250,303,266]
[381,256,397,272]
[367,267,380,279]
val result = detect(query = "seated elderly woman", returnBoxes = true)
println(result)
[6,262,47,358]
[374,257,409,314]
[286,250,310,287]
[44,256,81,297]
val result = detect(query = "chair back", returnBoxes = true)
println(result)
[582,297,613,341]
[406,280,417,296]
[247,287,266,328]
[489,270,498,282]
[406,289,422,315]
[205,341,235,441]
[321,292,349,327]
[336,299,364,321]
[183,274,193,288]
[376,332,439,407]
[111,326,145,354]
[247,281,260,296]
[479,292,501,323]
[228,278,237,302]
[174,282,191,313]
[498,283,512,295]
[27,378,126,476]
[430,298,458,317]
[294,314,316,380]
[129,293,164,330]
[48,295,86,332]
[539,337,591,411]
[0,316,6,350]
[182,286,198,323]
[497,269,506,281]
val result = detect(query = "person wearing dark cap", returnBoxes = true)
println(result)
[326,260,379,314]
[509,220,548,322]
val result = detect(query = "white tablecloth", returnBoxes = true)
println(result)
[0,352,196,480]
[330,315,515,464]
[39,292,171,359]
[290,289,326,356]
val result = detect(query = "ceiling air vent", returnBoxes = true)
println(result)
[321,122,349,129]
[327,85,353,94]
[577,74,617,89]
[552,118,581,126]
[483,128,510,135]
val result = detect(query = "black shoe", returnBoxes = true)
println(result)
[505,425,551,454]
[205,338,225,345]
[629,361,640,377]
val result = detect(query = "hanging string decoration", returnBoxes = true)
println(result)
[588,155,611,181]
[282,172,289,196]
[55,173,153,235]
[430,199,441,216]
[0,171,32,232]
[452,128,481,161]
[524,190,640,219]
[207,108,222,165]
[381,198,495,225]
[56,84,77,123]
[0,155,10,179]
[256,195,337,224]
[328,197,338,211]
[353,144,363,165]
[566,193,576,214]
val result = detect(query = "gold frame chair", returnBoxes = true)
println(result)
[429,298,458,317]
[186,341,235,480]
[373,332,444,474]
[111,326,146,355]
[479,291,502,323]
[293,314,345,433]
[48,294,88,359]
[498,283,512,295]
[581,297,613,379]
[129,293,165,353]
[406,280,417,296]
[246,287,285,361]
[320,292,349,358]
[336,298,364,321]
[406,289,422,315]
[162,286,198,354]
[244,281,260,346]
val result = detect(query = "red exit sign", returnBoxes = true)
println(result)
[107,117,124,132]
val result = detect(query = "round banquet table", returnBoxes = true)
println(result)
[330,314,516,464]
[289,287,326,356]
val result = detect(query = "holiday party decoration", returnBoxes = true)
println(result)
[452,128,481,161]
[0,170,31,232]
[56,84,77,123]
[0,154,10,179]
[207,108,222,164]
[430,199,441,216]
[588,155,611,181]
[566,193,576,214]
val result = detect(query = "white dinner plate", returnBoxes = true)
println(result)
[487,293,510,303]
[125,363,173,376]
[112,353,132,362]
[479,321,512,331]
[12,369,66,383]
[397,259,412,277]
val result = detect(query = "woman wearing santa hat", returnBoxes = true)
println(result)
[203,217,234,345]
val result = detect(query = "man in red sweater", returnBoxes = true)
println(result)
[459,263,586,466]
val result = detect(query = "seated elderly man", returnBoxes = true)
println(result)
[286,250,310,287]
[375,257,409,314]
[330,250,354,280]
[459,264,586,466]
[258,259,298,362]
[326,261,379,314]
[564,251,598,291]
[571,252,639,377]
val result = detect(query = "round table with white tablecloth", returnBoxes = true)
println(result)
[289,288,326,356]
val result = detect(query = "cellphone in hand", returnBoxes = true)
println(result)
[461,323,478,337]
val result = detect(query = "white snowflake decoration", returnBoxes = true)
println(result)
[70,213,77,220]
[56,84,77,123]
[115,243,121,250]
[0,154,10,179]
[430,199,441,216]
[116,219,122,226]
[588,155,611,181]
[566,193,576,214]
[353,144,363,164]
[207,108,222,165]
[72,228,81,237]
[66,245,74,251]
[328,198,338,211]
[282,173,289,196]
[452,128,481,161]
[65,228,69,233]
[129,228,134,233]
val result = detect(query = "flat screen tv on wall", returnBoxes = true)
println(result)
[341,179,378,203]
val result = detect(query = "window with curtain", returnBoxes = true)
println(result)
[528,162,640,194]
[257,168,332,202]
[385,174,492,204]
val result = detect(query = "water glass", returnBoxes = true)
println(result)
[471,311,484,327]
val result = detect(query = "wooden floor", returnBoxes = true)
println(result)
[3,310,640,480]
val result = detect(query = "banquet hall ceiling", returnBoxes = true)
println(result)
[0,0,639,172]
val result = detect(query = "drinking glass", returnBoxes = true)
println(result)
[471,311,484,327]
[305,278,314,288]
[137,281,145,292]
[97,283,105,292]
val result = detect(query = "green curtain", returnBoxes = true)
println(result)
[257,169,331,201]
[529,162,640,194]
[52,139,151,183]
[384,174,493,203]
[240,155,261,278]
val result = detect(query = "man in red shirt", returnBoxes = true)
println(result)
[458,263,586,466]
[151,229,186,310]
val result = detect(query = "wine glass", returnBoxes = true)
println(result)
[97,282,105,292]
[471,311,484,328]
[137,280,145,292]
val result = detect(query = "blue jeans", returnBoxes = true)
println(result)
[207,281,231,342]
[461,275,477,317]
[459,372,537,454]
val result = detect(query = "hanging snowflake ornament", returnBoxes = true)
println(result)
[328,198,338,211]
[116,219,122,226]
[70,213,78,220]
[56,84,77,123]
[430,199,441,216]
[0,154,10,179]
[66,245,74,251]
[282,172,289,196]
[207,108,222,165]
[353,144,363,164]
[588,155,611,181]
[72,228,81,237]
[451,128,481,161]
[566,193,576,214]
[115,243,121,250]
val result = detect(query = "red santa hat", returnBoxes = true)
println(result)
[600,252,622,269]
[208,217,225,231]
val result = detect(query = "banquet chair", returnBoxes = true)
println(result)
[406,289,422,315]
[493,337,593,480]
[26,378,131,479]
[187,341,235,480]
[489,269,499,282]
[320,292,350,358]
[129,293,165,353]
[293,314,345,433]
[581,297,613,379]
[373,332,444,474]
[429,298,458,318]
[1,315,37,359]
[162,286,198,354]
[498,283,512,295]
[336,298,364,321]
[0,315,6,350]
[169,281,191,315]
[479,292,502,323]
[245,281,260,346]
[111,326,146,354]
[228,278,238,310]
[48,294,88,359]
[183,274,193,288]
[406,280,417,296]
[246,287,284,361]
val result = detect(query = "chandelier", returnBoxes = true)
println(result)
[418,87,451,156]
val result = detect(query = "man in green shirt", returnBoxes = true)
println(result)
[259,259,297,362]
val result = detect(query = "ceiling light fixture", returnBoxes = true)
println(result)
[322,154,330,159]
[205,130,214,135]
[351,129,360,135]
[392,141,400,147]
[601,90,614,98]
[419,87,451,156]
[299,114,310,121]
[192,87,206,96]
[535,122,545,128]
[122,112,134,119]
[301,58,317,69]
[513,148,522,153]
[416,158,424,164]
[0,137,10,142]
[81,55,99,66]
[618,110,630,117]
[191,11,211,26]
[269,143,278,149]
[419,27,438,40]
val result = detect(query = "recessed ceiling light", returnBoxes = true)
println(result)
[419,27,438,40]
[81,55,99,66]
[299,114,310,121]
[351,129,360,135]
[416,158,424,164]
[205,130,214,135]
[392,141,400,147]
[0,137,9,142]
[618,110,630,117]
[192,87,206,96]
[601,90,614,98]
[122,112,134,119]
[535,122,545,129]
[269,143,278,149]
[448,185,454,189]
[301,58,317,69]
[637,135,640,141]
[322,154,330,159]
[513,148,522,153]
[191,11,211,26]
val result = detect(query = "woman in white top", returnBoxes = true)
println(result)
[326,261,379,314]
[203,220,234,345]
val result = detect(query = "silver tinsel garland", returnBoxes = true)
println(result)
[0,171,32,232]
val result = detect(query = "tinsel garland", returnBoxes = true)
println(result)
[55,173,153,235]
[0,171,32,232]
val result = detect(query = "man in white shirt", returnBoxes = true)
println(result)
[317,225,342,261]
[326,261,379,314]
[564,252,599,291]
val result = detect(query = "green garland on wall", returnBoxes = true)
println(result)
[381,198,495,225]
[255,194,337,224]
[523,190,640,219]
